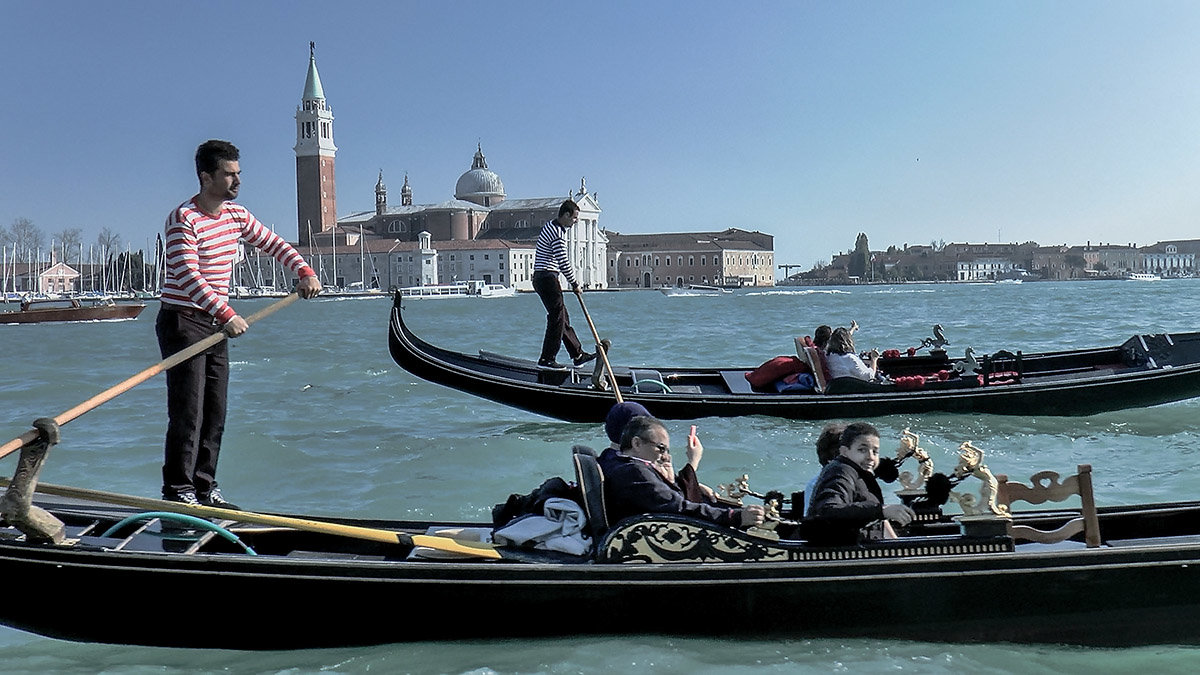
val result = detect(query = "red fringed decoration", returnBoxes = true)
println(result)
[906,347,917,357]
[893,375,926,390]
[882,349,902,359]
[936,370,950,381]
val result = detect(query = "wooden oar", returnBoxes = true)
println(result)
[0,478,502,559]
[0,294,300,462]
[574,288,623,402]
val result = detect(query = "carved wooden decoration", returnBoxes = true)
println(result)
[599,515,1013,563]
[997,464,1101,547]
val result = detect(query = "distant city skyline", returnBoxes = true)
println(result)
[3,2,1200,275]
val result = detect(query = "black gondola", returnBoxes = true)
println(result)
[3,475,1200,649]
[388,292,1200,422]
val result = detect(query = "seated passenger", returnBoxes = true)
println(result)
[812,320,855,350]
[598,415,764,529]
[812,325,833,350]
[803,422,846,517]
[603,402,716,504]
[825,326,881,382]
[806,422,915,544]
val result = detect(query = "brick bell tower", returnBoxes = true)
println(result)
[295,42,337,245]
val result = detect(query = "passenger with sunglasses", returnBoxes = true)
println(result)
[597,415,764,529]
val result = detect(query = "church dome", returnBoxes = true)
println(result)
[454,144,505,206]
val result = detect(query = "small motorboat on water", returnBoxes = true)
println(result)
[660,284,733,296]
[0,296,145,324]
[1,435,1199,649]
[387,292,1200,422]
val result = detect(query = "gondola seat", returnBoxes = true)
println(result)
[572,445,609,541]
[796,340,831,393]
[997,464,1102,547]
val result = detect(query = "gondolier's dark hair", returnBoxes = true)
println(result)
[195,140,240,180]
[619,415,667,450]
[558,199,579,217]
[839,422,879,449]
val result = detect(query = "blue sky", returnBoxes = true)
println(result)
[3,2,1199,272]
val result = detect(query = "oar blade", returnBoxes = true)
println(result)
[411,534,503,559]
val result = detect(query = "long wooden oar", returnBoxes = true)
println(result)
[0,294,300,462]
[574,288,622,402]
[0,478,502,559]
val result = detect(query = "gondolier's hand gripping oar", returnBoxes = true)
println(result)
[574,287,623,403]
[0,293,301,462]
[0,478,503,559]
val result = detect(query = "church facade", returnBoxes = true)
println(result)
[293,49,607,291]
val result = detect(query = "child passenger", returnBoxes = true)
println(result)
[802,422,846,517]
[805,422,915,545]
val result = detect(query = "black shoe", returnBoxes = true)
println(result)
[537,359,567,369]
[199,488,241,511]
[573,352,597,367]
[163,491,202,507]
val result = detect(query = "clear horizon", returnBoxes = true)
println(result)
[3,2,1199,273]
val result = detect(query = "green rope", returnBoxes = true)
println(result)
[631,379,672,393]
[101,512,257,555]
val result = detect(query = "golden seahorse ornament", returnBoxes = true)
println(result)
[948,441,1009,516]
[895,428,934,490]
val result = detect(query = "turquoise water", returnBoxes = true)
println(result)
[3,281,1200,673]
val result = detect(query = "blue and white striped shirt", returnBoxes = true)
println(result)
[533,219,577,286]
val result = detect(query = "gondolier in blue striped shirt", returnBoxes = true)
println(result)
[532,199,596,369]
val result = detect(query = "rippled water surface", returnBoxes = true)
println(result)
[3,280,1200,673]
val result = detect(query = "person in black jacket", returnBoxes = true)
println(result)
[807,422,914,544]
[598,415,764,529]
[602,402,716,504]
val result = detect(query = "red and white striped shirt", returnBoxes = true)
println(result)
[161,197,314,323]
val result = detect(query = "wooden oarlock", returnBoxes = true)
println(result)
[0,418,66,543]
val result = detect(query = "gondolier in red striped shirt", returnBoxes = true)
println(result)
[157,139,322,509]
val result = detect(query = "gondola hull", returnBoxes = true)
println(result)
[0,301,145,324]
[2,497,1200,648]
[388,293,1200,421]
